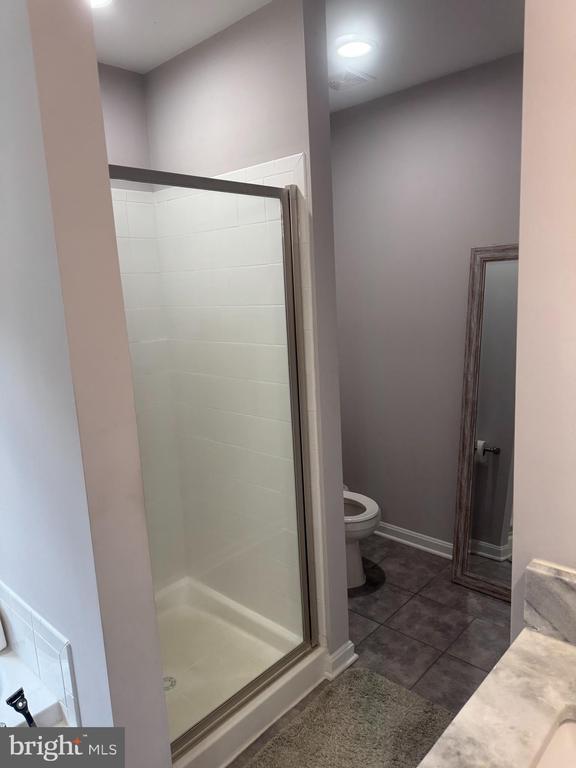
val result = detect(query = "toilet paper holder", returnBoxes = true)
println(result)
[474,440,500,465]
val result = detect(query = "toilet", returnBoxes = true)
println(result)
[343,489,381,589]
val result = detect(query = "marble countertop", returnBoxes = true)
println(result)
[419,627,576,768]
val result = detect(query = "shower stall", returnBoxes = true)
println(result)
[109,165,315,757]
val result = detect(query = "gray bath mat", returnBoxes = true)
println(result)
[245,668,452,768]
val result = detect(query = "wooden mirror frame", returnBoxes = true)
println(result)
[451,244,518,602]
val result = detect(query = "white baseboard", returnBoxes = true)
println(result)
[376,522,453,559]
[323,640,358,680]
[376,522,513,564]
[470,538,512,562]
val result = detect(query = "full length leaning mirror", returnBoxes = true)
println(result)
[452,244,519,601]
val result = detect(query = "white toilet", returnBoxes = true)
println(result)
[343,489,381,589]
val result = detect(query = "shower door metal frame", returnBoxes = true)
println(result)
[109,166,318,759]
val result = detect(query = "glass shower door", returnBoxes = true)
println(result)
[110,167,313,754]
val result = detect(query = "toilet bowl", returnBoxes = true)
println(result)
[344,490,381,588]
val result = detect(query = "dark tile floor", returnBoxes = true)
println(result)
[351,536,511,713]
[230,535,511,766]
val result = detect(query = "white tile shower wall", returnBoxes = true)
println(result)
[158,159,301,636]
[115,187,188,592]
[0,580,80,726]
[114,154,318,638]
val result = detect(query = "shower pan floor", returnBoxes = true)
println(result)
[156,581,298,741]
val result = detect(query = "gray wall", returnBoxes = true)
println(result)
[145,0,309,176]
[98,0,310,178]
[331,54,522,544]
[98,63,150,167]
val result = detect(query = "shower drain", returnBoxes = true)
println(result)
[163,676,177,692]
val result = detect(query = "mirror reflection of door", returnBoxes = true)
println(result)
[469,260,518,588]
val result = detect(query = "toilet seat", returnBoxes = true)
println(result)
[344,491,379,523]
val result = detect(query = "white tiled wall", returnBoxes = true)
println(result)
[0,580,80,726]
[114,186,188,591]
[114,154,313,636]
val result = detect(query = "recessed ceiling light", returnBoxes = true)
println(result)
[337,39,374,59]
[90,0,113,8]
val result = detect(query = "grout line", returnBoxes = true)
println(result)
[360,555,447,597]
[409,650,447,691]
[157,262,284,274]
[141,369,290,389]
[440,616,477,656]
[350,540,509,711]
[348,611,381,645]
[377,615,445,653]
[166,402,294,427]
[351,573,500,653]
[137,304,286,310]
[444,648,494,674]
[412,588,511,629]
[130,338,288,350]
[125,305,286,310]
[419,646,493,685]
[409,653,445,692]
[351,603,501,682]
[377,594,415,626]
[174,433,294,464]
[177,432,293,463]
[414,565,453,595]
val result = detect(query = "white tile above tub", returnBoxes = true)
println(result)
[265,197,282,222]
[121,272,162,310]
[273,154,304,175]
[0,579,80,726]
[127,201,157,239]
[112,199,129,237]
[216,169,248,183]
[172,372,292,422]
[126,188,155,204]
[244,160,276,182]
[262,172,296,189]
[238,194,267,226]
[193,191,238,233]
[35,635,66,706]
[118,238,160,274]
[165,305,286,346]
[111,187,127,202]
[0,608,38,675]
[293,155,307,194]
[157,232,215,272]
[125,307,166,344]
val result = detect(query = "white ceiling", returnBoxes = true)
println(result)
[92,0,273,73]
[93,0,524,111]
[326,0,524,111]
